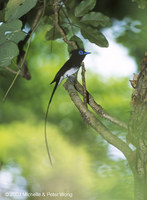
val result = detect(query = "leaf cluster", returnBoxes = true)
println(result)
[46,0,111,50]
[0,0,38,67]
[0,0,146,76]
[0,0,111,70]
[1,0,110,84]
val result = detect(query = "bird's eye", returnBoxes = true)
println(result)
[78,50,83,55]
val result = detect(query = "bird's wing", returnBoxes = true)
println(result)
[50,59,73,84]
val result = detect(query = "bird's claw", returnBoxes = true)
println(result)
[67,75,75,84]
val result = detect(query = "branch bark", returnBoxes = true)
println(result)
[17,6,44,80]
[81,62,88,107]
[5,67,18,75]
[64,80,133,166]
[54,0,77,49]
[74,81,128,130]
[128,51,147,200]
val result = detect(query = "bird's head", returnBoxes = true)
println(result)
[70,49,91,57]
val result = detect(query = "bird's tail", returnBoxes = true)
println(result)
[44,80,59,166]
[49,80,59,105]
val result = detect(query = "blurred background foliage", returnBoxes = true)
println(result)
[0,0,147,199]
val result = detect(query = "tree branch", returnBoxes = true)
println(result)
[5,67,18,75]
[74,81,128,130]
[129,51,147,200]
[64,80,133,164]
[17,6,44,80]
[81,62,88,107]
[54,0,77,49]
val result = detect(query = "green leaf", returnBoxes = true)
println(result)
[81,26,108,47]
[5,0,38,21]
[0,41,19,67]
[68,35,84,52]
[0,19,25,45]
[6,31,26,43]
[66,0,77,10]
[80,12,111,27]
[75,0,96,17]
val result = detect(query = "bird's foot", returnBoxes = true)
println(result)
[67,75,75,84]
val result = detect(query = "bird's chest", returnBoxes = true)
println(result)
[63,67,79,79]
[57,66,79,86]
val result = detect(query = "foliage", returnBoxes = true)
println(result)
[0,41,19,66]
[0,0,111,70]
[0,19,25,66]
[0,0,37,67]
[5,0,38,21]
[132,0,147,9]
[74,0,96,17]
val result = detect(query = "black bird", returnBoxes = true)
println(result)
[45,49,91,166]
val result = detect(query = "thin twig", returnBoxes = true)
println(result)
[5,67,18,75]
[2,70,21,102]
[81,62,87,107]
[54,0,77,49]
[17,5,44,77]
[50,25,55,53]
[60,4,75,35]
[21,5,44,47]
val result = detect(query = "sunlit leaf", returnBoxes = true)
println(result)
[5,0,38,21]
[80,12,111,27]
[75,0,96,17]
[81,26,109,47]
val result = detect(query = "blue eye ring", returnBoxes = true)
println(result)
[78,50,83,55]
